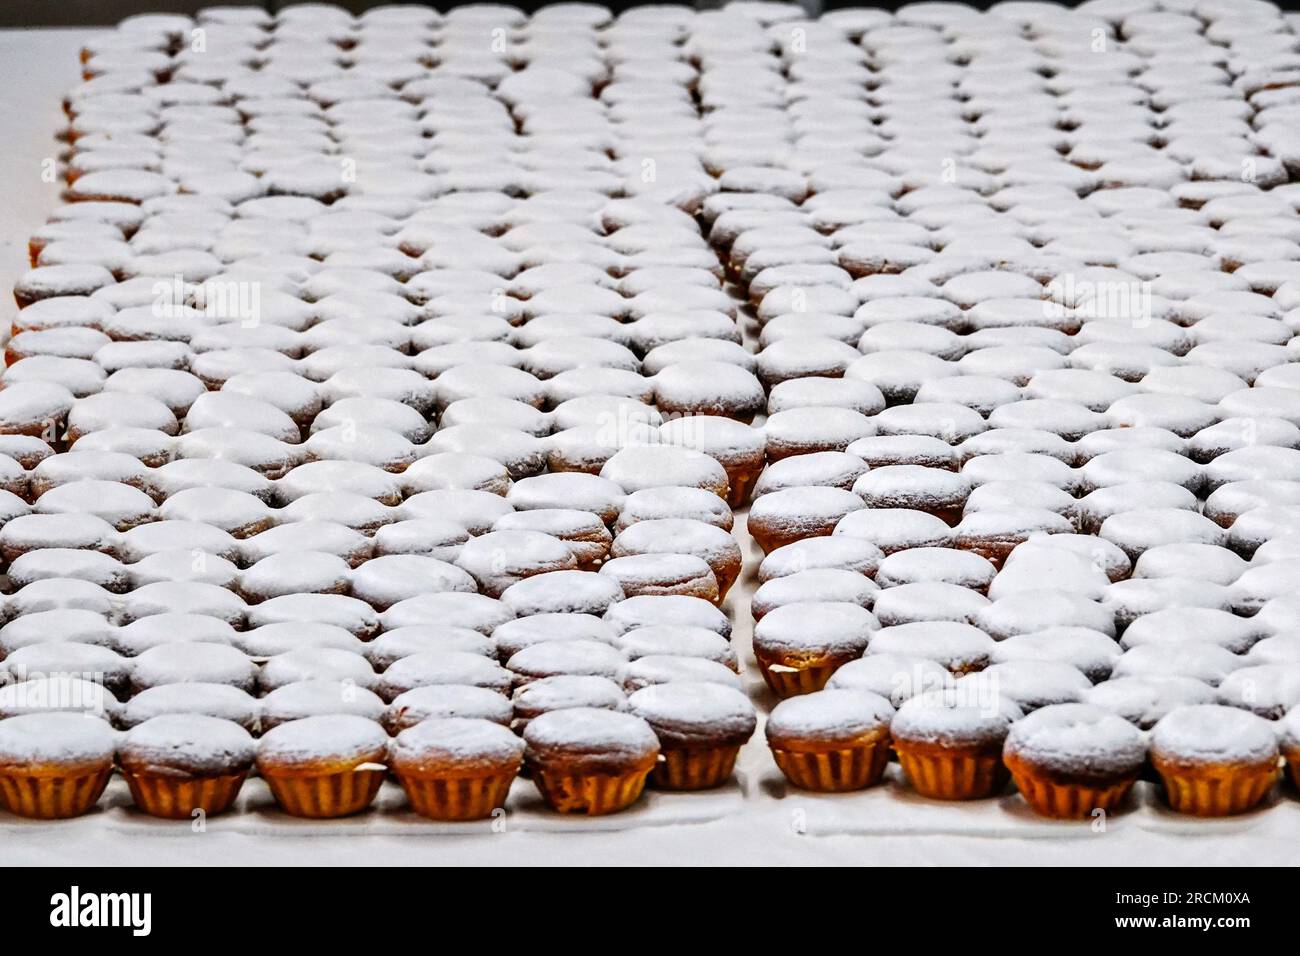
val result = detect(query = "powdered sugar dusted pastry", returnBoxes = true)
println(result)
[129,642,258,695]
[872,580,990,628]
[757,536,883,583]
[2,641,129,699]
[0,712,117,818]
[1211,665,1300,723]
[599,443,729,498]
[511,676,626,733]
[754,452,868,499]
[499,569,625,617]
[243,592,380,640]
[506,472,624,526]
[453,530,578,598]
[876,547,996,593]
[891,689,1022,800]
[1111,638,1244,686]
[748,486,863,554]
[118,683,259,733]
[256,715,388,819]
[652,361,765,422]
[1150,705,1278,816]
[960,661,1091,714]
[492,508,611,569]
[489,612,612,660]
[657,416,766,507]
[598,553,718,603]
[615,485,734,532]
[377,651,513,703]
[602,593,731,641]
[258,648,376,696]
[1003,703,1146,820]
[118,714,256,819]
[752,601,875,697]
[765,689,895,792]
[384,684,515,735]
[380,591,514,636]
[752,568,878,621]
[764,407,876,461]
[27,0,1300,825]
[349,555,479,611]
[854,466,970,525]
[388,717,526,820]
[522,707,660,814]
[1277,706,1300,791]
[767,376,885,416]
[866,620,995,675]
[505,640,627,687]
[826,651,953,706]
[834,507,953,554]
[951,508,1074,567]
[627,682,755,789]
[610,518,741,599]
[1120,607,1262,655]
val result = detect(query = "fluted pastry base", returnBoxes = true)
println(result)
[262,768,385,818]
[123,769,248,819]
[530,766,652,814]
[1153,756,1277,817]
[0,767,111,819]
[755,655,838,698]
[895,742,1009,800]
[397,771,516,821]
[1005,753,1136,820]
[652,745,740,790]
[770,740,891,792]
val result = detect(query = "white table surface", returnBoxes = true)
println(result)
[0,27,1294,866]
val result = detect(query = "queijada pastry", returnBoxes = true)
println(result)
[511,675,628,733]
[1002,704,1147,820]
[388,717,525,821]
[9,0,1300,841]
[258,680,388,732]
[751,602,876,697]
[522,707,660,815]
[891,690,1023,801]
[255,715,389,819]
[0,713,116,819]
[385,685,515,735]
[765,689,895,792]
[627,681,756,790]
[1149,705,1280,817]
[118,714,255,819]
